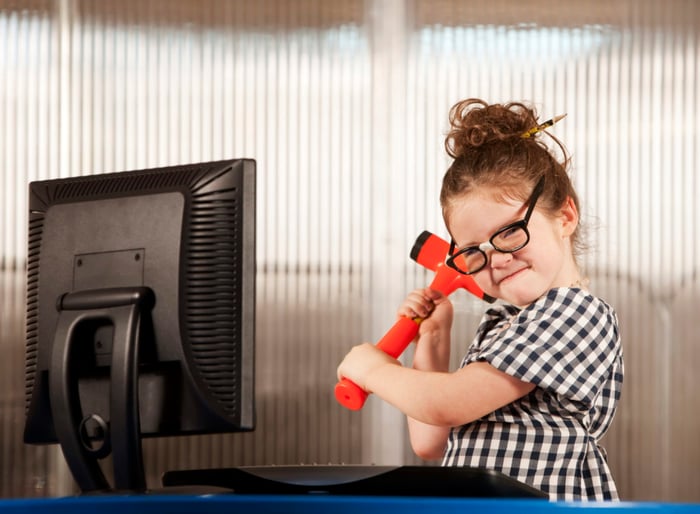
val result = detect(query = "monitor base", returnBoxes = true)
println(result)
[161,465,547,498]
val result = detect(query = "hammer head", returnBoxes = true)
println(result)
[410,231,496,303]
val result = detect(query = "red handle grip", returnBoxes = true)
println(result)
[334,317,420,410]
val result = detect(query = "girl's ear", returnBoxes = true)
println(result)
[559,196,579,237]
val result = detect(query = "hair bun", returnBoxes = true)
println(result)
[445,99,537,159]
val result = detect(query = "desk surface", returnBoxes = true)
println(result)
[1,495,700,514]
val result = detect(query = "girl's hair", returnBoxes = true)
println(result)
[441,98,583,254]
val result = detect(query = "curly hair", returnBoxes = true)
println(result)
[440,98,583,254]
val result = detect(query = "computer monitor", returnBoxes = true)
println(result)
[22,159,256,493]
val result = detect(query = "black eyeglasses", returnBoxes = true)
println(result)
[446,176,546,275]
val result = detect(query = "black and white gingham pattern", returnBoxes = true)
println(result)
[442,287,624,501]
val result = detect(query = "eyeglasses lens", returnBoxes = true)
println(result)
[491,225,529,252]
[450,249,485,274]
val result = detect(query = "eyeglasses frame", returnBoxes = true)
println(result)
[446,176,546,275]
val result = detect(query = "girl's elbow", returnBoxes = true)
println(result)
[425,408,469,429]
[408,423,450,461]
[411,441,445,461]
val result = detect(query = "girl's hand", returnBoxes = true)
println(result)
[397,287,453,337]
[336,343,399,392]
[399,288,453,373]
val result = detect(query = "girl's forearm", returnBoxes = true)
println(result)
[411,327,451,372]
[365,361,536,427]
[364,363,454,425]
[405,329,453,458]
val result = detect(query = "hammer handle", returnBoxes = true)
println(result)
[334,316,420,410]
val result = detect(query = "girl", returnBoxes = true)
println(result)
[337,98,624,501]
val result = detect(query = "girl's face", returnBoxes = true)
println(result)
[447,187,580,307]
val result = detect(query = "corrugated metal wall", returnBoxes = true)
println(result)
[1,0,698,502]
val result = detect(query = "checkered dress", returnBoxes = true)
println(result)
[442,287,624,501]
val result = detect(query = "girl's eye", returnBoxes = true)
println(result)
[493,225,528,251]
[499,227,520,239]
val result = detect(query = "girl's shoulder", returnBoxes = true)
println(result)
[473,286,622,409]
[484,287,616,324]
[504,288,621,356]
[477,287,619,345]
[520,287,616,323]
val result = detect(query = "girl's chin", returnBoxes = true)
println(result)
[497,279,549,306]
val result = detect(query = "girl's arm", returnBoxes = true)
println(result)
[402,288,453,460]
[337,288,534,459]
[337,346,535,428]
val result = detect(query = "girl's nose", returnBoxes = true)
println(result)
[488,249,513,268]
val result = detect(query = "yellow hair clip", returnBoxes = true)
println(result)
[520,113,567,139]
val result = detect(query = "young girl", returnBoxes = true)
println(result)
[337,98,624,501]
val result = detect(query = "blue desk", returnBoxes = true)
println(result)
[1,495,700,514]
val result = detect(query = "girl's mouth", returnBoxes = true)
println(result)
[498,267,529,285]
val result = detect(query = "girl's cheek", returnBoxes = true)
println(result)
[472,273,493,293]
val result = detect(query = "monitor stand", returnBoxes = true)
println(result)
[161,464,548,498]
[49,287,155,493]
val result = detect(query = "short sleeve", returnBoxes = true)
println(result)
[475,288,620,406]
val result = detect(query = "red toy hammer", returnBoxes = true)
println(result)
[334,231,496,410]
